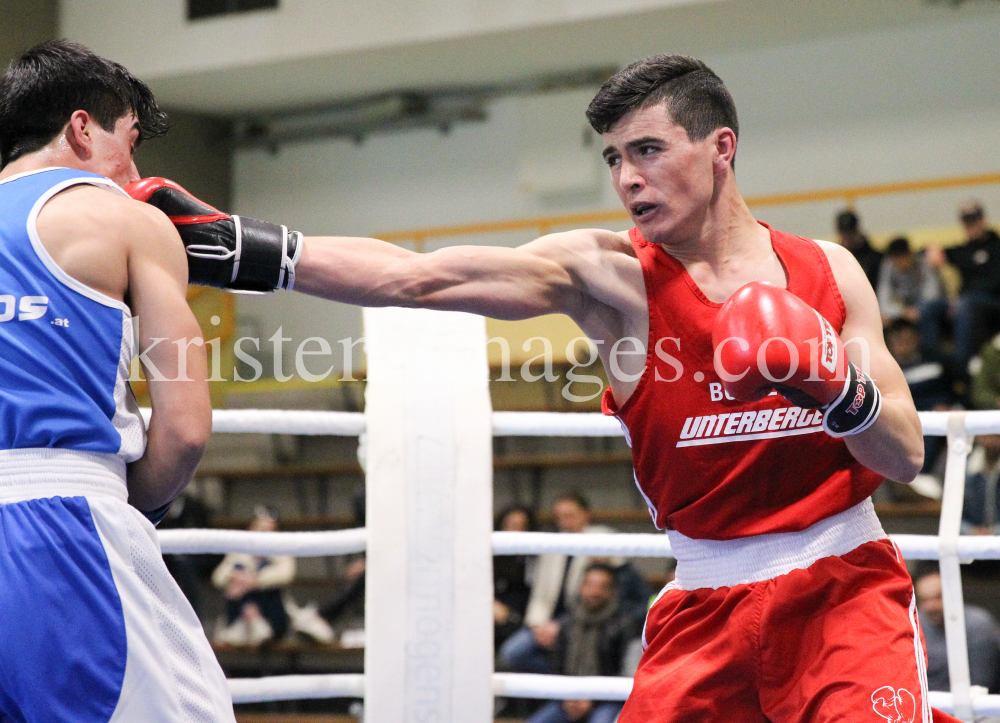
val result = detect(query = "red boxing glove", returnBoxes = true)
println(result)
[712,281,881,437]
[125,177,301,292]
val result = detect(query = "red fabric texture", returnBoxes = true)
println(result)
[623,540,951,723]
[603,223,882,539]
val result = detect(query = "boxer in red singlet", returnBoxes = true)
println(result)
[136,54,957,723]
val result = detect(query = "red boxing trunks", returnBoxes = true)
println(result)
[623,501,961,723]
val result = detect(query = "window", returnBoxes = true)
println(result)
[188,0,278,21]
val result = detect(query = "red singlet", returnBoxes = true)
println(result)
[602,223,883,540]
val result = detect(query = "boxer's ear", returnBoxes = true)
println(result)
[66,110,96,160]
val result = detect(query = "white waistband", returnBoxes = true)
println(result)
[0,448,128,504]
[667,498,887,590]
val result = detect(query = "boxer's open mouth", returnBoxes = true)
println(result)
[631,202,655,217]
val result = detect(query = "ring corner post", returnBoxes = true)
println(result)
[362,307,494,723]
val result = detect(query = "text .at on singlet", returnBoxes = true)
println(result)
[602,223,883,540]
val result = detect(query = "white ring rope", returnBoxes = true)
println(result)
[158,529,1000,561]
[229,674,365,703]
[138,407,1000,437]
[491,411,625,437]
[493,673,631,700]
[157,527,366,556]
[223,671,1000,715]
[153,407,1000,710]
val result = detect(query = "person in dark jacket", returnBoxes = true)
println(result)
[885,319,960,473]
[494,504,536,649]
[835,209,882,290]
[528,562,641,723]
[929,201,1000,368]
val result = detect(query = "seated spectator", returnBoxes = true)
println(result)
[914,565,1000,692]
[962,435,1000,535]
[527,563,640,723]
[885,319,959,473]
[835,209,882,289]
[498,492,648,674]
[928,201,1000,369]
[212,507,296,646]
[971,333,1000,411]
[877,236,946,354]
[494,504,536,650]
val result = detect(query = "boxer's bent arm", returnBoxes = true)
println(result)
[124,203,212,511]
[822,242,924,482]
[294,233,600,320]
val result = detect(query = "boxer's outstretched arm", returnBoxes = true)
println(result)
[123,202,212,512]
[294,231,616,320]
[821,242,924,483]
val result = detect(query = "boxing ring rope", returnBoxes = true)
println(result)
[147,302,1000,723]
[156,528,1000,562]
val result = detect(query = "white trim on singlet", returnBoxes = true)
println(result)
[24,171,132,314]
[0,166,68,185]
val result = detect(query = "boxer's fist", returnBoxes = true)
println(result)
[712,281,881,437]
[125,177,301,292]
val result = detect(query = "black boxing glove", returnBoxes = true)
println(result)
[125,177,301,292]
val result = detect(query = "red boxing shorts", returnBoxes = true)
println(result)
[622,500,962,723]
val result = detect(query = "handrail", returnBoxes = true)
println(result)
[377,171,1000,251]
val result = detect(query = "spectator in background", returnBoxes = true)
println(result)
[835,209,882,289]
[212,507,296,646]
[158,489,215,618]
[914,566,1000,692]
[877,236,946,354]
[320,489,367,635]
[498,492,648,674]
[494,505,537,650]
[527,563,640,723]
[929,201,1000,369]
[885,319,959,473]
[962,435,1000,535]
[972,333,1000,411]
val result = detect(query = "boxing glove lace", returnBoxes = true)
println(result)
[125,177,301,293]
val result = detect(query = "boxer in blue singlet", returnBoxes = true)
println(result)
[0,40,236,722]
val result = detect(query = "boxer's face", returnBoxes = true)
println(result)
[602,102,724,245]
[85,111,141,188]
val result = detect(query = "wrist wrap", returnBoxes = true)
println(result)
[822,362,882,437]
[140,501,173,527]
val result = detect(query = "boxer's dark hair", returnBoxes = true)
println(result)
[0,39,169,168]
[586,55,738,167]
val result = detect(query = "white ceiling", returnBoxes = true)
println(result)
[62,0,1000,116]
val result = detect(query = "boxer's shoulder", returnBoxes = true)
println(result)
[523,228,638,275]
[813,238,878,314]
[35,183,186,300]
[40,183,171,241]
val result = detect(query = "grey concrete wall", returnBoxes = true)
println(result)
[136,110,232,210]
[0,0,57,66]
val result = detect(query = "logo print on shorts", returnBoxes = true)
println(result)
[871,686,915,723]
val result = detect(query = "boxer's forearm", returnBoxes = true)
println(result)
[843,395,923,483]
[294,235,413,304]
[128,410,207,511]
[295,236,577,319]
